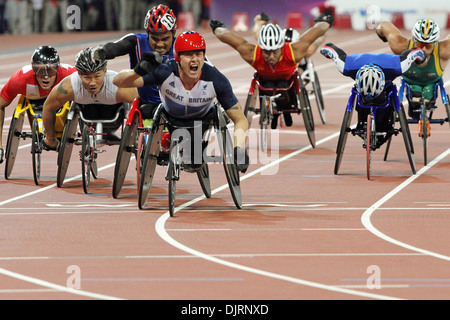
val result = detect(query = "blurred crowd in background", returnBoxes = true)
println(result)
[0,0,211,34]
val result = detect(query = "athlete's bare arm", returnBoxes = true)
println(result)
[225,103,248,148]
[211,25,256,65]
[376,21,409,54]
[290,22,331,63]
[43,77,75,147]
[113,70,145,88]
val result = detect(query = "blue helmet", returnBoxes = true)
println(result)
[355,64,385,99]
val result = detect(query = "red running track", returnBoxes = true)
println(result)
[0,28,449,301]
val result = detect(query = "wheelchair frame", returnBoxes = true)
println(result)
[335,85,416,180]
[399,78,450,166]
[138,103,242,215]
[243,70,316,148]
[57,101,127,193]
[4,95,70,184]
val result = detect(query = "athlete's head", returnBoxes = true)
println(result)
[258,23,285,68]
[75,47,108,96]
[31,46,60,90]
[355,64,385,99]
[174,31,206,81]
[412,19,440,55]
[144,4,177,55]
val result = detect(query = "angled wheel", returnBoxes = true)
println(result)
[335,107,354,175]
[397,108,416,174]
[445,95,450,128]
[218,125,242,209]
[112,112,140,198]
[197,162,211,198]
[31,118,43,185]
[81,125,92,194]
[312,70,326,124]
[366,113,374,180]
[138,118,163,209]
[243,82,258,128]
[298,82,316,148]
[57,106,79,187]
[5,111,25,179]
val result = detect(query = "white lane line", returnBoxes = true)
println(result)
[361,148,450,262]
[154,133,403,300]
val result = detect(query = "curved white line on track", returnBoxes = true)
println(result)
[361,148,450,261]
[155,134,403,300]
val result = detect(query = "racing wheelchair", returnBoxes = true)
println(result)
[335,83,416,180]
[243,70,315,151]
[399,78,450,166]
[57,102,127,193]
[138,103,242,216]
[4,95,70,185]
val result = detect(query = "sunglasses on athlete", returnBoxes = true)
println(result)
[32,63,59,77]
[414,40,436,49]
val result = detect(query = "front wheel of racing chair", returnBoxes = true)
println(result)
[112,98,142,198]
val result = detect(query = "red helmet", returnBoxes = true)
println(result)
[174,31,206,62]
[144,4,177,33]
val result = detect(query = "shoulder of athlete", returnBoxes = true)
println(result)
[438,37,450,61]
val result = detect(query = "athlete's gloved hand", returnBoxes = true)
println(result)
[210,19,225,33]
[320,45,335,59]
[0,148,4,164]
[133,52,162,76]
[259,12,270,22]
[92,45,106,61]
[234,146,249,173]
[314,8,334,27]
[376,29,388,43]
[411,47,425,65]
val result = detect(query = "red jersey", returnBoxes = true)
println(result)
[251,43,298,81]
[0,64,77,103]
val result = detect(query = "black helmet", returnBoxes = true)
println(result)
[31,46,60,66]
[31,46,60,77]
[75,47,107,73]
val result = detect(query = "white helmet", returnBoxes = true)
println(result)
[355,64,385,99]
[412,19,440,43]
[258,23,285,50]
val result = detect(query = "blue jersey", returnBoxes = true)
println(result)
[142,60,238,119]
[343,53,403,82]
[133,33,175,104]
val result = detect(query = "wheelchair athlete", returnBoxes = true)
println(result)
[376,19,450,119]
[42,47,138,150]
[210,10,333,129]
[92,4,177,125]
[0,46,77,164]
[321,43,425,141]
[113,31,249,173]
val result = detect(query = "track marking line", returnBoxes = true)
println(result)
[361,148,450,262]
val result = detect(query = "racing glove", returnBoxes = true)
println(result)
[0,148,4,164]
[133,52,162,76]
[92,45,106,61]
[375,29,388,43]
[314,8,334,27]
[234,146,249,173]
[259,12,270,22]
[210,19,225,33]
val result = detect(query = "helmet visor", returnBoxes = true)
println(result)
[33,63,59,77]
